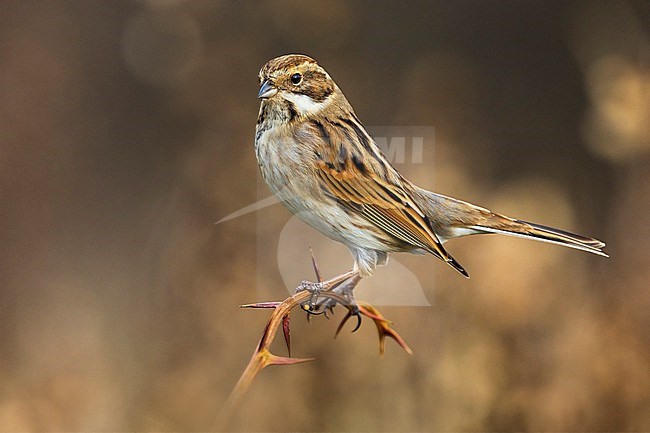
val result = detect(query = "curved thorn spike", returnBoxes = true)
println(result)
[309,246,323,283]
[240,301,282,309]
[281,314,291,356]
[267,353,315,366]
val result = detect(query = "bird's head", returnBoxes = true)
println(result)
[257,54,341,119]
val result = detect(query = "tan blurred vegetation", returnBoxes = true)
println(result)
[1,0,649,431]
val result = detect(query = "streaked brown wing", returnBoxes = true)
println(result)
[315,159,469,277]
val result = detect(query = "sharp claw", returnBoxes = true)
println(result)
[334,308,363,336]
[320,303,336,320]
[351,312,362,333]
[334,311,350,338]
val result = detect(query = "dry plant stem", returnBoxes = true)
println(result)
[358,302,413,355]
[216,289,312,430]
[217,268,356,429]
[236,291,313,399]
[216,253,412,430]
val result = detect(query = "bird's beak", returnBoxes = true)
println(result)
[258,80,277,99]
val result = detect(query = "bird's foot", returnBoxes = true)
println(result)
[297,275,362,331]
[296,280,328,315]
[318,282,358,313]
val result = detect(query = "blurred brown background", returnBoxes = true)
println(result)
[1,0,649,431]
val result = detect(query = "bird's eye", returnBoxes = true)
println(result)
[290,73,302,85]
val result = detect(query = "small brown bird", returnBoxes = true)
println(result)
[255,54,606,309]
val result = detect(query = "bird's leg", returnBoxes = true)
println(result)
[325,273,364,332]
[322,273,362,313]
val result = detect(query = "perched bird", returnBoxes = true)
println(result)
[255,54,606,309]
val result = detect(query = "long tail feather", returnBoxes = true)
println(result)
[411,188,609,272]
[469,218,608,257]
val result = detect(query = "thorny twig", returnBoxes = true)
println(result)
[216,250,412,429]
